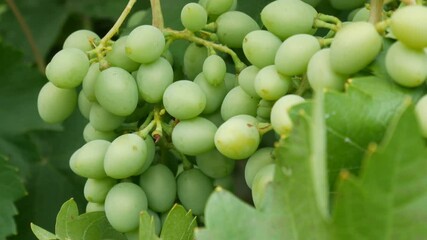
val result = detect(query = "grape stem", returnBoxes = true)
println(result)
[163,28,247,73]
[257,123,273,136]
[314,13,342,33]
[369,0,384,24]
[294,74,310,96]
[151,107,165,142]
[150,0,165,29]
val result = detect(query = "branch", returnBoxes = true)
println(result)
[5,0,45,73]
[369,0,384,24]
[150,0,165,29]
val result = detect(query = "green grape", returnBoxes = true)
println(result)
[202,110,224,127]
[78,91,93,119]
[385,41,427,88]
[251,164,275,208]
[63,29,99,52]
[106,36,140,72]
[351,7,370,22]
[125,229,138,240]
[205,0,234,15]
[104,133,148,179]
[139,164,177,212]
[261,0,317,40]
[307,48,347,91]
[216,11,260,48]
[177,168,213,215]
[181,3,208,32]
[89,103,125,131]
[135,136,156,175]
[330,22,382,75]
[126,25,165,64]
[172,117,217,156]
[83,123,118,142]
[270,94,305,136]
[224,72,238,92]
[196,149,235,178]
[69,140,110,179]
[86,202,105,213]
[254,65,292,101]
[390,5,427,49]
[163,80,206,120]
[215,115,260,159]
[256,99,274,122]
[104,182,148,232]
[244,147,274,188]
[275,34,321,76]
[46,48,89,88]
[243,30,282,69]
[194,73,228,114]
[37,82,77,124]
[136,57,173,103]
[95,67,139,117]
[126,10,149,28]
[213,175,234,191]
[183,43,208,80]
[415,95,427,138]
[329,0,366,10]
[202,55,226,86]
[162,49,174,66]
[301,0,321,7]
[82,63,100,101]
[221,86,258,121]
[84,177,116,203]
[238,65,260,98]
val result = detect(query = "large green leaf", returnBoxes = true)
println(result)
[139,211,160,240]
[333,103,427,239]
[160,204,197,240]
[0,155,26,240]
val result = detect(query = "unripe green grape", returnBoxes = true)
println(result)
[172,117,217,156]
[104,133,148,179]
[196,149,235,178]
[69,140,110,179]
[221,86,258,121]
[301,0,321,7]
[106,36,140,72]
[205,0,234,15]
[254,65,292,101]
[139,164,177,212]
[216,11,260,48]
[37,82,77,124]
[415,95,427,138]
[203,55,226,86]
[177,168,213,215]
[104,182,148,232]
[385,41,427,88]
[46,48,89,88]
[89,103,125,131]
[82,63,100,101]
[256,99,274,121]
[163,80,206,120]
[137,57,173,103]
[84,177,116,203]
[351,7,370,22]
[126,10,148,28]
[78,91,93,119]
[330,22,382,75]
[194,73,228,114]
[135,136,156,175]
[243,30,282,69]
[252,164,275,208]
[202,110,224,127]
[238,65,260,98]
[329,0,366,10]
[83,123,117,142]
[183,43,208,80]
[270,94,305,136]
[213,175,234,191]
[261,0,317,40]
[181,3,208,32]
[86,202,105,213]
[224,72,238,92]
[244,147,274,188]
[63,29,99,52]
[95,67,139,117]
[275,34,321,76]
[215,115,260,159]
[307,48,347,91]
[390,5,427,49]
[126,25,165,64]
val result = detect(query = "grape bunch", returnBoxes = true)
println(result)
[36,0,427,238]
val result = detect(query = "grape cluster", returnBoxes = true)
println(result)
[37,0,427,238]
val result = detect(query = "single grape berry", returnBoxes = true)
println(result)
[390,5,427,49]
[270,94,305,136]
[37,82,77,124]
[63,29,99,52]
[202,55,226,86]
[243,30,282,69]
[126,25,165,64]
[181,3,208,32]
[215,11,260,48]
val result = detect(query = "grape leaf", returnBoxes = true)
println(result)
[30,223,59,240]
[332,103,427,239]
[55,198,79,239]
[160,204,197,240]
[0,155,26,240]
[139,211,160,240]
